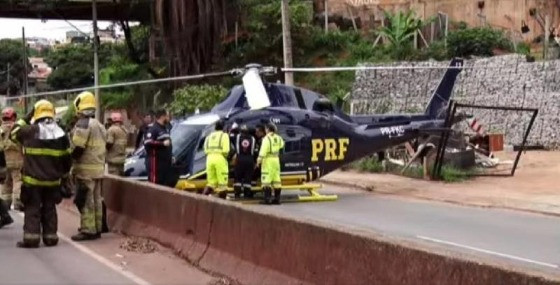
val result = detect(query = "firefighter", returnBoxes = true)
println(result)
[0,107,24,211]
[106,112,128,176]
[256,123,284,205]
[233,125,256,199]
[70,91,107,241]
[202,120,230,196]
[10,100,72,247]
[252,124,266,183]
[144,109,173,187]
[0,138,11,228]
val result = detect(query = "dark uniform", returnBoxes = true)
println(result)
[135,123,149,150]
[233,132,256,198]
[144,122,173,187]
[11,116,72,247]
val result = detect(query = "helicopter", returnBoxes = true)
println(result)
[124,58,464,201]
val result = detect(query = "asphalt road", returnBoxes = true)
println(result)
[263,185,560,275]
[0,213,136,285]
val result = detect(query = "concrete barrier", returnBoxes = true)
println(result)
[103,175,560,285]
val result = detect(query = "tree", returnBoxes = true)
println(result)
[0,39,29,95]
[45,42,128,90]
[166,85,228,116]
[223,0,314,68]
[153,0,230,76]
[377,11,430,60]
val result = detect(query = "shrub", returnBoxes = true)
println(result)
[516,42,531,55]
[447,27,513,58]
[166,85,228,116]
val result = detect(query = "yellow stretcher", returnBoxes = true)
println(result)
[175,173,337,203]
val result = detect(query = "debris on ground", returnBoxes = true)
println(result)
[119,237,157,254]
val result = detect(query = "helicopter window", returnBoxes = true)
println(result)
[268,85,298,108]
[170,124,205,158]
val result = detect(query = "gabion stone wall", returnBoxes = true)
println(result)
[351,54,560,149]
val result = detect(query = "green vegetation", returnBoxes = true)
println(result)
[347,155,477,182]
[351,156,385,173]
[0,39,30,95]
[2,2,525,120]
[376,11,433,60]
[446,26,513,58]
[166,85,229,116]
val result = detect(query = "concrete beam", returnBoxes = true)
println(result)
[0,1,149,22]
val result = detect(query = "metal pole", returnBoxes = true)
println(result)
[544,14,550,60]
[6,63,10,97]
[281,0,294,86]
[22,27,28,112]
[324,0,329,33]
[92,0,101,120]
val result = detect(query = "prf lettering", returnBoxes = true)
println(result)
[311,138,350,162]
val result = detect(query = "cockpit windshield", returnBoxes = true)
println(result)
[171,124,205,158]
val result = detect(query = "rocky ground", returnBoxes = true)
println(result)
[321,151,560,216]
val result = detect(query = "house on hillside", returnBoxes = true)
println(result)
[28,57,52,93]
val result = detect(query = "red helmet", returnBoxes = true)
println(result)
[2,107,16,121]
[110,112,123,123]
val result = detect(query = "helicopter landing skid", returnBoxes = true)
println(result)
[175,180,338,203]
[223,184,338,203]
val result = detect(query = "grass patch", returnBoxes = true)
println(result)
[346,156,477,183]
[345,156,384,173]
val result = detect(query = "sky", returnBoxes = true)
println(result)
[0,18,114,41]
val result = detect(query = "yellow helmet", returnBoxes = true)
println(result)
[33,99,55,121]
[74,91,96,112]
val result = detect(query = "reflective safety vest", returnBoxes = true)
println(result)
[10,119,72,187]
[258,133,285,159]
[106,125,128,164]
[72,117,107,179]
[204,130,230,156]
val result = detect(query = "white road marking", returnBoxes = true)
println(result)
[16,212,151,285]
[417,235,559,269]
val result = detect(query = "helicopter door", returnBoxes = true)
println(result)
[278,125,311,173]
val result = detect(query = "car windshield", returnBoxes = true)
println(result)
[171,123,205,157]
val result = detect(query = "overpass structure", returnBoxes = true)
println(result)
[0,0,150,22]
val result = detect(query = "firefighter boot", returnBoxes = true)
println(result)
[0,199,13,229]
[16,240,39,248]
[272,189,282,205]
[202,186,214,196]
[243,186,254,199]
[261,187,272,205]
[2,198,12,211]
[233,185,242,199]
[71,232,101,241]
[101,202,109,233]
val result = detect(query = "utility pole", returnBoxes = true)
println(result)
[281,0,294,86]
[22,27,28,112]
[6,63,10,97]
[92,0,101,120]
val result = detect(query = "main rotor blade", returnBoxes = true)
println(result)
[281,65,492,73]
[242,68,271,110]
[7,70,236,99]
